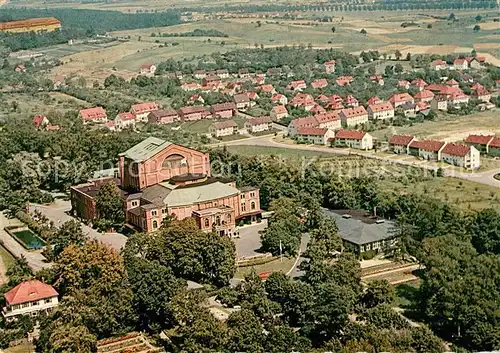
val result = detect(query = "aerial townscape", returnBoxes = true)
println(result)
[0,0,499,352]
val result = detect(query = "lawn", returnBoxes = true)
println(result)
[235,256,296,279]
[4,344,35,353]
[0,244,16,270]
[393,280,421,309]
[225,145,341,159]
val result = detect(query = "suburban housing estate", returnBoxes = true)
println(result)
[70,137,262,235]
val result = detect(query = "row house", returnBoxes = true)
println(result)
[431,59,448,71]
[311,78,328,89]
[295,127,335,145]
[441,143,480,170]
[210,102,237,119]
[414,89,435,103]
[453,58,469,71]
[258,84,276,94]
[216,69,230,79]
[287,80,307,91]
[389,134,416,154]
[202,74,222,86]
[336,76,353,87]
[233,93,253,110]
[193,70,207,79]
[238,68,250,78]
[465,134,497,154]
[115,112,136,130]
[389,93,414,108]
[409,139,446,161]
[288,116,320,136]
[315,111,342,130]
[270,105,289,121]
[367,102,394,120]
[272,93,288,105]
[131,102,158,122]
[79,107,107,124]
[290,93,315,111]
[148,109,180,124]
[178,106,211,121]
[334,129,373,150]
[182,82,201,91]
[244,116,273,133]
[345,95,359,108]
[324,60,336,74]
[209,120,238,138]
[340,106,368,127]
[367,96,383,105]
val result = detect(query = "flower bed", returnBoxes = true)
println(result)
[97,333,140,348]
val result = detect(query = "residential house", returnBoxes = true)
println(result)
[397,102,417,118]
[258,84,276,94]
[139,63,156,75]
[367,102,394,120]
[460,73,474,83]
[181,82,201,91]
[398,80,410,90]
[464,134,494,154]
[441,143,480,170]
[339,106,369,127]
[336,76,353,87]
[210,103,237,119]
[105,121,116,132]
[270,105,289,121]
[115,112,136,130]
[334,129,373,150]
[233,93,253,110]
[272,93,288,105]
[15,64,26,72]
[446,79,459,88]
[209,120,238,138]
[309,104,326,115]
[178,106,211,121]
[411,78,427,91]
[193,70,207,79]
[345,95,359,108]
[287,80,307,91]
[79,107,107,124]
[367,96,382,105]
[488,138,500,157]
[472,87,491,103]
[389,134,415,154]
[370,75,384,86]
[431,59,448,71]
[448,92,469,106]
[431,96,448,111]
[415,101,431,115]
[244,116,273,134]
[238,68,250,78]
[325,210,397,255]
[311,78,328,89]
[389,93,414,108]
[2,280,59,321]
[467,56,485,69]
[148,109,180,124]
[202,75,222,86]
[287,116,319,136]
[296,127,335,145]
[454,58,469,70]
[324,60,336,74]
[414,89,435,103]
[314,111,342,130]
[216,69,229,79]
[289,93,315,111]
[409,140,446,161]
[316,94,329,105]
[131,102,159,122]
[188,94,205,105]
[33,115,49,130]
[246,91,259,101]
[325,94,344,110]
[267,67,283,76]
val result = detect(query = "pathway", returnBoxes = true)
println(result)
[287,233,311,278]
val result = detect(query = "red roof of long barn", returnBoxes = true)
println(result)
[389,134,415,146]
[441,143,471,157]
[465,134,494,145]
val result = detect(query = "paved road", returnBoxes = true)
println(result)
[215,134,500,188]
[287,233,311,278]
[31,202,128,251]
[234,220,268,259]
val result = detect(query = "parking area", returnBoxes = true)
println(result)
[234,219,267,259]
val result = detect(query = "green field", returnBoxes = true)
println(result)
[235,256,296,279]
[0,244,16,270]
[225,145,342,159]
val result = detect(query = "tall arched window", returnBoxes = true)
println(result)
[216,216,221,226]
[204,218,209,228]
[152,220,158,229]
[162,154,187,169]
[251,201,256,210]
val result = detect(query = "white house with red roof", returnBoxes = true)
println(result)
[336,76,353,87]
[431,59,448,71]
[334,129,373,150]
[340,106,369,127]
[270,105,289,121]
[287,116,319,136]
[115,112,136,130]
[414,89,435,103]
[296,127,335,145]
[367,102,394,120]
[139,63,156,76]
[472,87,491,103]
[344,95,359,108]
[398,80,410,90]
[33,115,49,130]
[325,94,344,110]
[289,93,315,111]
[453,58,469,71]
[324,60,336,74]
[209,120,238,138]
[311,78,328,89]
[3,279,59,321]
[389,134,416,154]
[411,78,427,91]
[182,82,201,91]
[79,107,107,124]
[131,102,159,122]
[367,96,382,106]
[441,143,480,170]
[309,104,326,115]
[446,79,459,88]
[272,93,288,106]
[287,80,307,91]
[244,116,273,133]
[258,84,276,94]
[369,75,384,86]
[314,111,342,130]
[464,134,495,154]
[389,93,414,108]
[409,140,446,161]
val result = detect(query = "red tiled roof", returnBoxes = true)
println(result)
[272,105,288,114]
[409,139,445,152]
[369,102,393,113]
[246,116,272,126]
[335,129,366,140]
[297,127,328,136]
[398,80,410,87]
[454,58,467,64]
[474,87,490,97]
[314,111,341,124]
[345,95,358,104]
[367,96,382,105]
[411,78,427,87]
[116,112,135,121]
[389,93,414,103]
[259,84,274,93]
[33,115,46,127]
[309,104,326,114]
[341,106,367,118]
[131,102,158,114]
[234,93,250,103]
[4,280,58,305]
[288,80,306,89]
[465,134,494,145]
[489,137,500,148]
[290,93,315,106]
[336,76,353,86]
[79,107,106,120]
[432,59,446,65]
[441,143,471,157]
[178,106,208,115]
[290,116,318,129]
[212,120,237,130]
[389,134,415,146]
[272,93,286,101]
[416,101,430,110]
[211,102,236,112]
[311,78,328,89]
[446,79,459,85]
[140,63,154,69]
[324,60,336,65]
[414,90,434,99]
